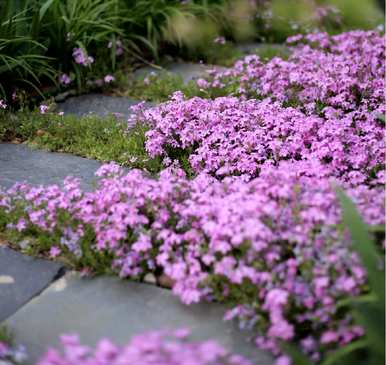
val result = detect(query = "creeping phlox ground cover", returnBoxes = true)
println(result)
[195,30,384,113]
[0,330,251,365]
[0,30,384,365]
[138,92,383,181]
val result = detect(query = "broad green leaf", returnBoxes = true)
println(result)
[280,342,313,365]
[321,340,367,365]
[336,188,385,300]
[351,301,385,358]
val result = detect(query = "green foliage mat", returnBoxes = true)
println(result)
[0,110,162,174]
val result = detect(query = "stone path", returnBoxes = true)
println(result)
[0,143,101,191]
[0,142,273,363]
[57,94,153,120]
[0,60,274,364]
[57,62,218,119]
[5,272,272,364]
[133,61,222,83]
[236,42,289,57]
[0,246,65,322]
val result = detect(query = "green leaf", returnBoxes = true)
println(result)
[321,340,367,365]
[280,342,313,365]
[39,0,56,20]
[376,114,386,125]
[336,293,376,310]
[351,301,385,358]
[336,188,385,300]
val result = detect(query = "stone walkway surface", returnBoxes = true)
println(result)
[57,94,153,119]
[0,246,65,322]
[57,63,222,119]
[4,272,273,365]
[0,143,101,191]
[236,42,289,56]
[133,62,222,83]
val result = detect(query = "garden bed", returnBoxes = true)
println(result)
[0,29,385,365]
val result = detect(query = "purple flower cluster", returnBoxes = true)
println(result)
[107,39,124,56]
[1,161,383,362]
[73,47,94,66]
[39,104,49,114]
[140,92,384,186]
[0,341,27,364]
[59,73,71,85]
[199,30,384,115]
[214,36,226,45]
[86,75,115,88]
[37,330,251,365]
[0,30,384,364]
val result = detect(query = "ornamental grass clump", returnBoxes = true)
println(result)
[37,330,252,365]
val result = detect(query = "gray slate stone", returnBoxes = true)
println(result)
[0,246,65,322]
[0,143,102,191]
[57,63,223,119]
[57,94,152,119]
[134,62,222,83]
[5,272,273,365]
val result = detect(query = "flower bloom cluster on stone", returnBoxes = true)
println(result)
[37,330,251,365]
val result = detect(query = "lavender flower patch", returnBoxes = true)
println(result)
[138,92,383,183]
[37,330,251,365]
[0,29,384,365]
[0,341,27,365]
[1,329,252,365]
[197,30,384,114]
[0,161,383,363]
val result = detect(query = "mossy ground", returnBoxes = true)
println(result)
[0,110,162,174]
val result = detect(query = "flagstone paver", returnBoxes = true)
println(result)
[0,143,102,191]
[0,246,65,322]
[4,272,273,365]
[56,94,153,119]
[134,62,223,83]
[56,63,224,118]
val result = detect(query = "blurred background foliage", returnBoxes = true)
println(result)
[0,0,384,101]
